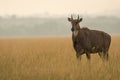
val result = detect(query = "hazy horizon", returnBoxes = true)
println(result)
[0,0,120,37]
[0,16,120,37]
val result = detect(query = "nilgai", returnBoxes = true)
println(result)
[68,15,111,61]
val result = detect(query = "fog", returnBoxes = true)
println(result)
[0,0,120,16]
[0,15,120,37]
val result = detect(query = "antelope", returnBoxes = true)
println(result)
[68,15,111,61]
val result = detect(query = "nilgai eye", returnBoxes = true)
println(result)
[71,28,74,31]
[75,22,78,24]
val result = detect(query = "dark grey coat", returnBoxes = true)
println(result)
[72,28,111,59]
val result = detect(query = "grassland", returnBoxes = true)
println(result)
[0,36,120,80]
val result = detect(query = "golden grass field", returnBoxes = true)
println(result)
[0,36,120,80]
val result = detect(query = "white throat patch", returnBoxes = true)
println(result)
[73,31,78,37]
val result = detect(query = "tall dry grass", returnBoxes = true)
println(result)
[0,36,120,80]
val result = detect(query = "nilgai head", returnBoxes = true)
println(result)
[68,15,83,37]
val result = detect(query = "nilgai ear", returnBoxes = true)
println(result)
[68,17,72,22]
[78,18,83,22]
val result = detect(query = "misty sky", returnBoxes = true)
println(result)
[0,0,120,16]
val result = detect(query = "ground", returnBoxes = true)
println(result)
[0,36,120,80]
